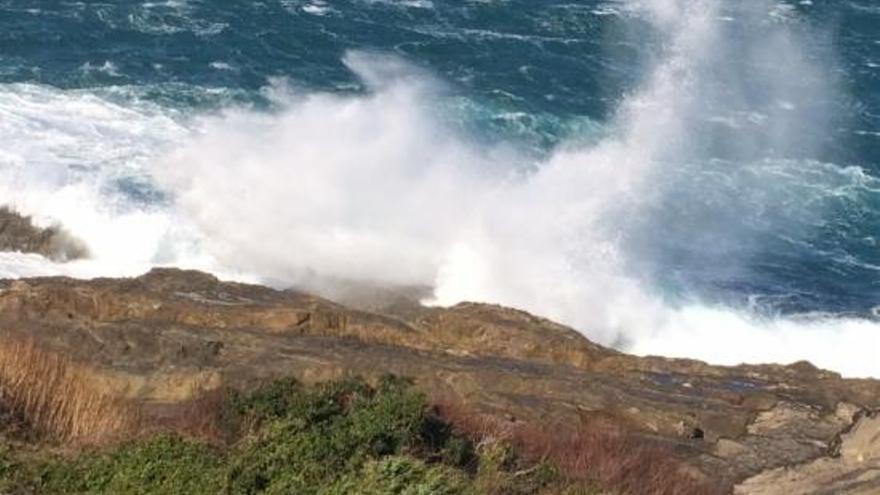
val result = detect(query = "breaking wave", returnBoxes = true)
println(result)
[2,0,880,377]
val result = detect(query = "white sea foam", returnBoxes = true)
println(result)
[0,83,225,280]
[156,52,498,287]
[1,0,877,378]
[80,61,122,77]
[631,306,880,378]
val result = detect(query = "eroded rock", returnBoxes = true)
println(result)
[0,208,87,261]
[735,409,880,494]
[0,268,878,492]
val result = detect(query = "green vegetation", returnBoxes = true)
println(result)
[0,376,599,495]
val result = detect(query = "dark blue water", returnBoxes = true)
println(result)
[2,0,880,321]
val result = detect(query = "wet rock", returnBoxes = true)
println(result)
[0,207,87,261]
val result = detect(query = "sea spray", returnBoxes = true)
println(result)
[1,0,878,376]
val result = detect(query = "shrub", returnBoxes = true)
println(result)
[0,374,460,495]
[228,376,431,494]
[434,401,717,495]
[0,374,715,495]
[32,435,226,495]
[328,456,476,495]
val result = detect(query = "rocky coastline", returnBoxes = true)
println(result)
[0,208,87,262]
[0,213,877,494]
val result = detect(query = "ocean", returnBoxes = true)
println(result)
[1,0,879,376]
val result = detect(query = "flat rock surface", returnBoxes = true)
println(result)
[0,268,878,492]
[735,411,880,494]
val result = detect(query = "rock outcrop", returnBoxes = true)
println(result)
[735,409,880,494]
[0,268,878,493]
[0,208,87,261]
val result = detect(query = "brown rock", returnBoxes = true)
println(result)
[1,268,879,491]
[0,208,87,261]
[735,410,880,494]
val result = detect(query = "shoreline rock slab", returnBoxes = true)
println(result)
[0,268,878,492]
[735,410,880,494]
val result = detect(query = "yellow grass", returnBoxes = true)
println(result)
[0,337,141,445]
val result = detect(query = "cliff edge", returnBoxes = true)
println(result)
[0,268,877,493]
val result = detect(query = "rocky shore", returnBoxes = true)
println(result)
[0,208,86,262]
[0,214,877,494]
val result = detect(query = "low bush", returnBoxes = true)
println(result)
[227,376,433,494]
[32,435,226,495]
[435,401,717,495]
[329,456,476,495]
[0,377,493,494]
[0,373,714,494]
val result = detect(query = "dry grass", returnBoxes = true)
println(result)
[143,386,232,446]
[0,336,237,448]
[0,337,142,445]
[434,401,720,495]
